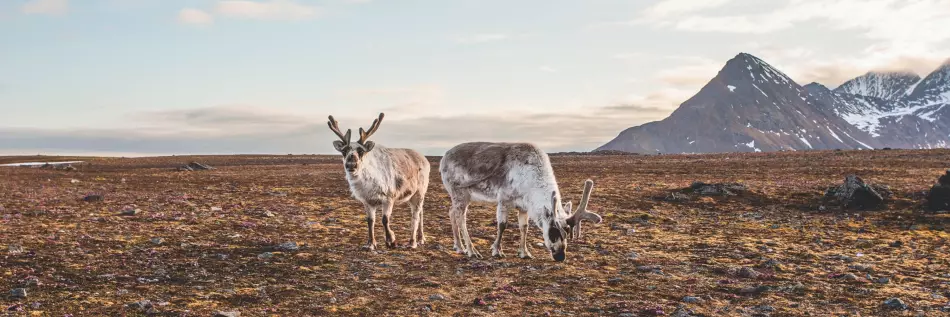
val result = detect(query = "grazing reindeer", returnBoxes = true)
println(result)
[439,142,602,261]
[327,113,431,250]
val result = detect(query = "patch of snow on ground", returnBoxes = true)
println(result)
[827,128,843,142]
[798,137,813,149]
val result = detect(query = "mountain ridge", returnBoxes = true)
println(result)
[598,53,950,153]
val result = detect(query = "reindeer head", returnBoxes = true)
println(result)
[544,179,602,262]
[327,113,384,175]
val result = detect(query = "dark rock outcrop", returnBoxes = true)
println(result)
[824,175,892,210]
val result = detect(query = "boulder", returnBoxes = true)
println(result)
[824,175,891,210]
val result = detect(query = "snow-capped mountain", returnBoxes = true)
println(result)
[597,53,950,153]
[834,71,920,101]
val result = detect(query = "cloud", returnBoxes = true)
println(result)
[177,8,214,25]
[641,0,735,19]
[452,33,510,44]
[0,102,671,155]
[214,0,321,21]
[21,0,68,15]
[539,65,558,73]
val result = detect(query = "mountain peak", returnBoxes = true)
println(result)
[834,71,921,101]
[715,53,797,88]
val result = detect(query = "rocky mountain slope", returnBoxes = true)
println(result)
[598,53,950,153]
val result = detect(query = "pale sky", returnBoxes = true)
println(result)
[1,0,949,156]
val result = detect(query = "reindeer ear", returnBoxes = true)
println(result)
[363,141,375,152]
[562,200,572,214]
[333,141,346,152]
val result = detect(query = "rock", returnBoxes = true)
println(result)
[670,306,695,317]
[835,273,862,282]
[636,265,661,272]
[429,294,446,301]
[213,311,240,317]
[739,285,771,295]
[178,162,215,171]
[682,296,703,303]
[10,288,27,299]
[927,171,950,211]
[211,207,223,212]
[70,179,80,184]
[889,241,903,248]
[150,237,163,245]
[120,208,140,216]
[263,210,276,217]
[849,264,873,272]
[8,244,24,255]
[737,267,761,279]
[257,252,274,259]
[755,305,775,312]
[276,242,300,252]
[824,175,890,210]
[126,300,154,312]
[627,251,640,260]
[883,298,908,310]
[876,277,890,284]
[82,194,104,202]
[688,182,748,196]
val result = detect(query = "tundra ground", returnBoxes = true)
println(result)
[1,150,949,316]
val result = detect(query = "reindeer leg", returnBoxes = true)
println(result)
[491,202,509,258]
[450,202,464,253]
[408,193,423,249]
[364,205,378,251]
[459,204,482,258]
[418,202,426,245]
[517,210,533,259]
[381,200,397,248]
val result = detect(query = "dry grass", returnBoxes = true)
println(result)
[1,149,949,316]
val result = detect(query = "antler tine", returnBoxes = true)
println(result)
[358,113,385,144]
[577,179,594,212]
[327,115,351,143]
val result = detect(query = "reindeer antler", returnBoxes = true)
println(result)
[567,179,602,239]
[358,113,384,145]
[327,115,351,143]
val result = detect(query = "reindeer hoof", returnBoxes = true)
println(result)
[386,240,398,249]
[518,250,533,259]
[467,249,483,258]
[491,245,506,258]
[418,236,426,245]
[363,243,377,251]
[408,239,418,249]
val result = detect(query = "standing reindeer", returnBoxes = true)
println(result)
[327,113,431,250]
[439,142,602,261]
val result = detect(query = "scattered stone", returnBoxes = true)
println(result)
[472,297,487,306]
[737,267,761,279]
[120,208,140,216]
[82,194,104,202]
[177,162,215,171]
[627,251,640,260]
[883,298,908,310]
[687,181,748,196]
[70,179,80,184]
[211,207,223,212]
[8,244,24,255]
[276,242,300,252]
[150,237,163,245]
[824,175,891,210]
[257,252,274,259]
[754,305,775,312]
[429,294,446,301]
[670,306,695,317]
[682,296,703,303]
[889,241,903,248]
[608,277,623,285]
[739,285,771,295]
[636,265,663,274]
[263,210,276,217]
[875,277,890,284]
[10,288,27,299]
[127,300,156,313]
[213,311,241,317]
